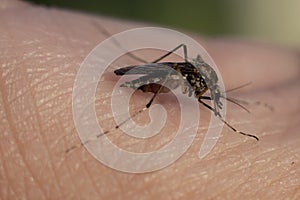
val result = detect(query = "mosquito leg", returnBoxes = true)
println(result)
[199,96,212,100]
[152,44,188,63]
[65,106,149,153]
[93,21,191,64]
[198,98,259,141]
[92,21,148,63]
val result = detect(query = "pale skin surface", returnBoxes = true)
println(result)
[1,1,300,199]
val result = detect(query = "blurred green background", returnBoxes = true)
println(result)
[27,0,300,47]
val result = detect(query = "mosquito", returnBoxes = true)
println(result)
[113,44,259,141]
[65,43,259,153]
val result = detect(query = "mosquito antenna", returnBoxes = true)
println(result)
[217,82,252,113]
[201,95,250,113]
[198,99,259,141]
[225,82,252,93]
[221,96,250,113]
[92,21,148,63]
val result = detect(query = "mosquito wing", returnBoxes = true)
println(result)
[114,63,179,76]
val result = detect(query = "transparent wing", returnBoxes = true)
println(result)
[114,63,177,75]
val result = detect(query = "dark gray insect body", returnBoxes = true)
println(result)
[114,44,259,141]
[114,55,222,117]
[65,44,258,154]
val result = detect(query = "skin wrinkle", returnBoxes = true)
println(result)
[230,169,257,196]
[30,49,78,198]
[29,28,87,200]
[67,157,84,200]
[268,169,293,191]
[217,166,257,197]
[5,23,68,199]
[0,69,47,199]
[79,158,102,198]
[47,80,83,198]
[208,143,291,198]
[61,160,80,200]
[0,147,15,199]
[75,163,97,199]
[24,64,65,197]
[257,154,296,197]
[231,151,281,197]
[2,4,80,200]
[66,153,88,199]
[83,163,106,198]
[8,64,72,105]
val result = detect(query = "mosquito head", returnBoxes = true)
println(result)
[192,55,223,115]
[192,55,218,88]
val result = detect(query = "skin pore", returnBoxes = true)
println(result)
[1,1,300,199]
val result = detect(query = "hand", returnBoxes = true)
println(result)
[1,1,299,199]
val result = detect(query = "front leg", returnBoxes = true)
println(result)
[198,97,222,118]
[198,98,259,141]
[199,96,223,109]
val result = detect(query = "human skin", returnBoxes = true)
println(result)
[1,1,300,199]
